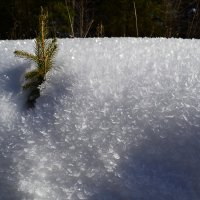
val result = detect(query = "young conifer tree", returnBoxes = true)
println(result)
[14,7,58,108]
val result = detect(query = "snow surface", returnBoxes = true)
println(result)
[1,38,200,199]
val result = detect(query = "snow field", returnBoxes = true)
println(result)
[1,38,200,199]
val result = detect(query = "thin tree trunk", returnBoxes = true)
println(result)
[80,0,84,37]
[65,0,74,37]
[133,1,138,37]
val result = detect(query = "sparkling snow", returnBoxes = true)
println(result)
[1,38,200,199]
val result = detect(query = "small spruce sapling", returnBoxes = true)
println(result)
[14,7,58,108]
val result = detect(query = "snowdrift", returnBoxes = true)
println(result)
[1,38,200,199]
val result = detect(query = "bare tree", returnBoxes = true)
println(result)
[65,0,94,37]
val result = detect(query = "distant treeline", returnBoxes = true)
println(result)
[0,0,199,39]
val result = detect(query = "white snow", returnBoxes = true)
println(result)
[1,38,200,199]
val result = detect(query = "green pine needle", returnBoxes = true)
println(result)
[24,69,39,80]
[14,50,37,63]
[14,7,58,107]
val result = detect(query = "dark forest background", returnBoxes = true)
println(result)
[0,0,200,39]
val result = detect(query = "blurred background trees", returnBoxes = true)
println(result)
[0,0,199,39]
